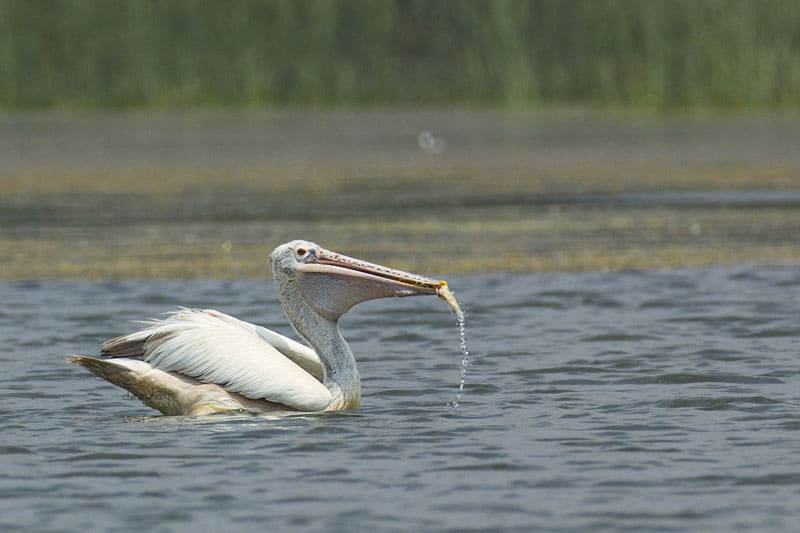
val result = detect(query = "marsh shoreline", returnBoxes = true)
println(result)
[2,109,799,279]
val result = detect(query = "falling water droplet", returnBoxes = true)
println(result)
[435,283,469,409]
[417,130,446,155]
[449,313,470,409]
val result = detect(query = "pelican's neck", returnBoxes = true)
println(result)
[277,281,361,410]
[303,318,361,411]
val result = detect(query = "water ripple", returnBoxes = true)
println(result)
[2,266,800,532]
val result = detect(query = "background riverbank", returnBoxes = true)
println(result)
[3,109,799,279]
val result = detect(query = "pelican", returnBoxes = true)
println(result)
[67,240,458,415]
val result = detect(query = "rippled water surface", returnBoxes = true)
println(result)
[2,266,800,532]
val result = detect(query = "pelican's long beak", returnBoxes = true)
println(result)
[295,247,448,320]
[314,247,446,295]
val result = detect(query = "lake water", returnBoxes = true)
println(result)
[2,265,799,532]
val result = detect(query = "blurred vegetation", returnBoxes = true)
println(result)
[2,0,800,109]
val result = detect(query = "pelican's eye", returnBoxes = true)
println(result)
[295,247,309,260]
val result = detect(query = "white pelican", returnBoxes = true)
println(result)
[67,240,458,415]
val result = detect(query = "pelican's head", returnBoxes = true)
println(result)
[270,240,447,321]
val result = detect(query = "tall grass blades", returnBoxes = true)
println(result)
[1,0,799,109]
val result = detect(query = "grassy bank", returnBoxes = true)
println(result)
[5,204,800,280]
[2,0,800,109]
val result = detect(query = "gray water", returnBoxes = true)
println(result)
[2,266,799,532]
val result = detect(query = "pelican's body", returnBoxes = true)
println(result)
[67,240,450,415]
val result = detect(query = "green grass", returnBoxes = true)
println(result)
[2,0,800,109]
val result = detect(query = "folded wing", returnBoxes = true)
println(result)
[102,308,330,411]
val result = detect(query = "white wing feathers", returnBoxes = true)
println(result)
[252,324,324,381]
[103,308,330,411]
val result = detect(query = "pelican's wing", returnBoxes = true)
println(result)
[252,325,324,381]
[102,308,330,411]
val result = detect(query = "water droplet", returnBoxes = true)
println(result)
[449,313,470,409]
[417,130,446,155]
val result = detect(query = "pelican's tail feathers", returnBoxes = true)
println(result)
[66,354,141,390]
[65,354,186,415]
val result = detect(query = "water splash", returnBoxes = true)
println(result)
[449,313,470,408]
[436,283,469,408]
